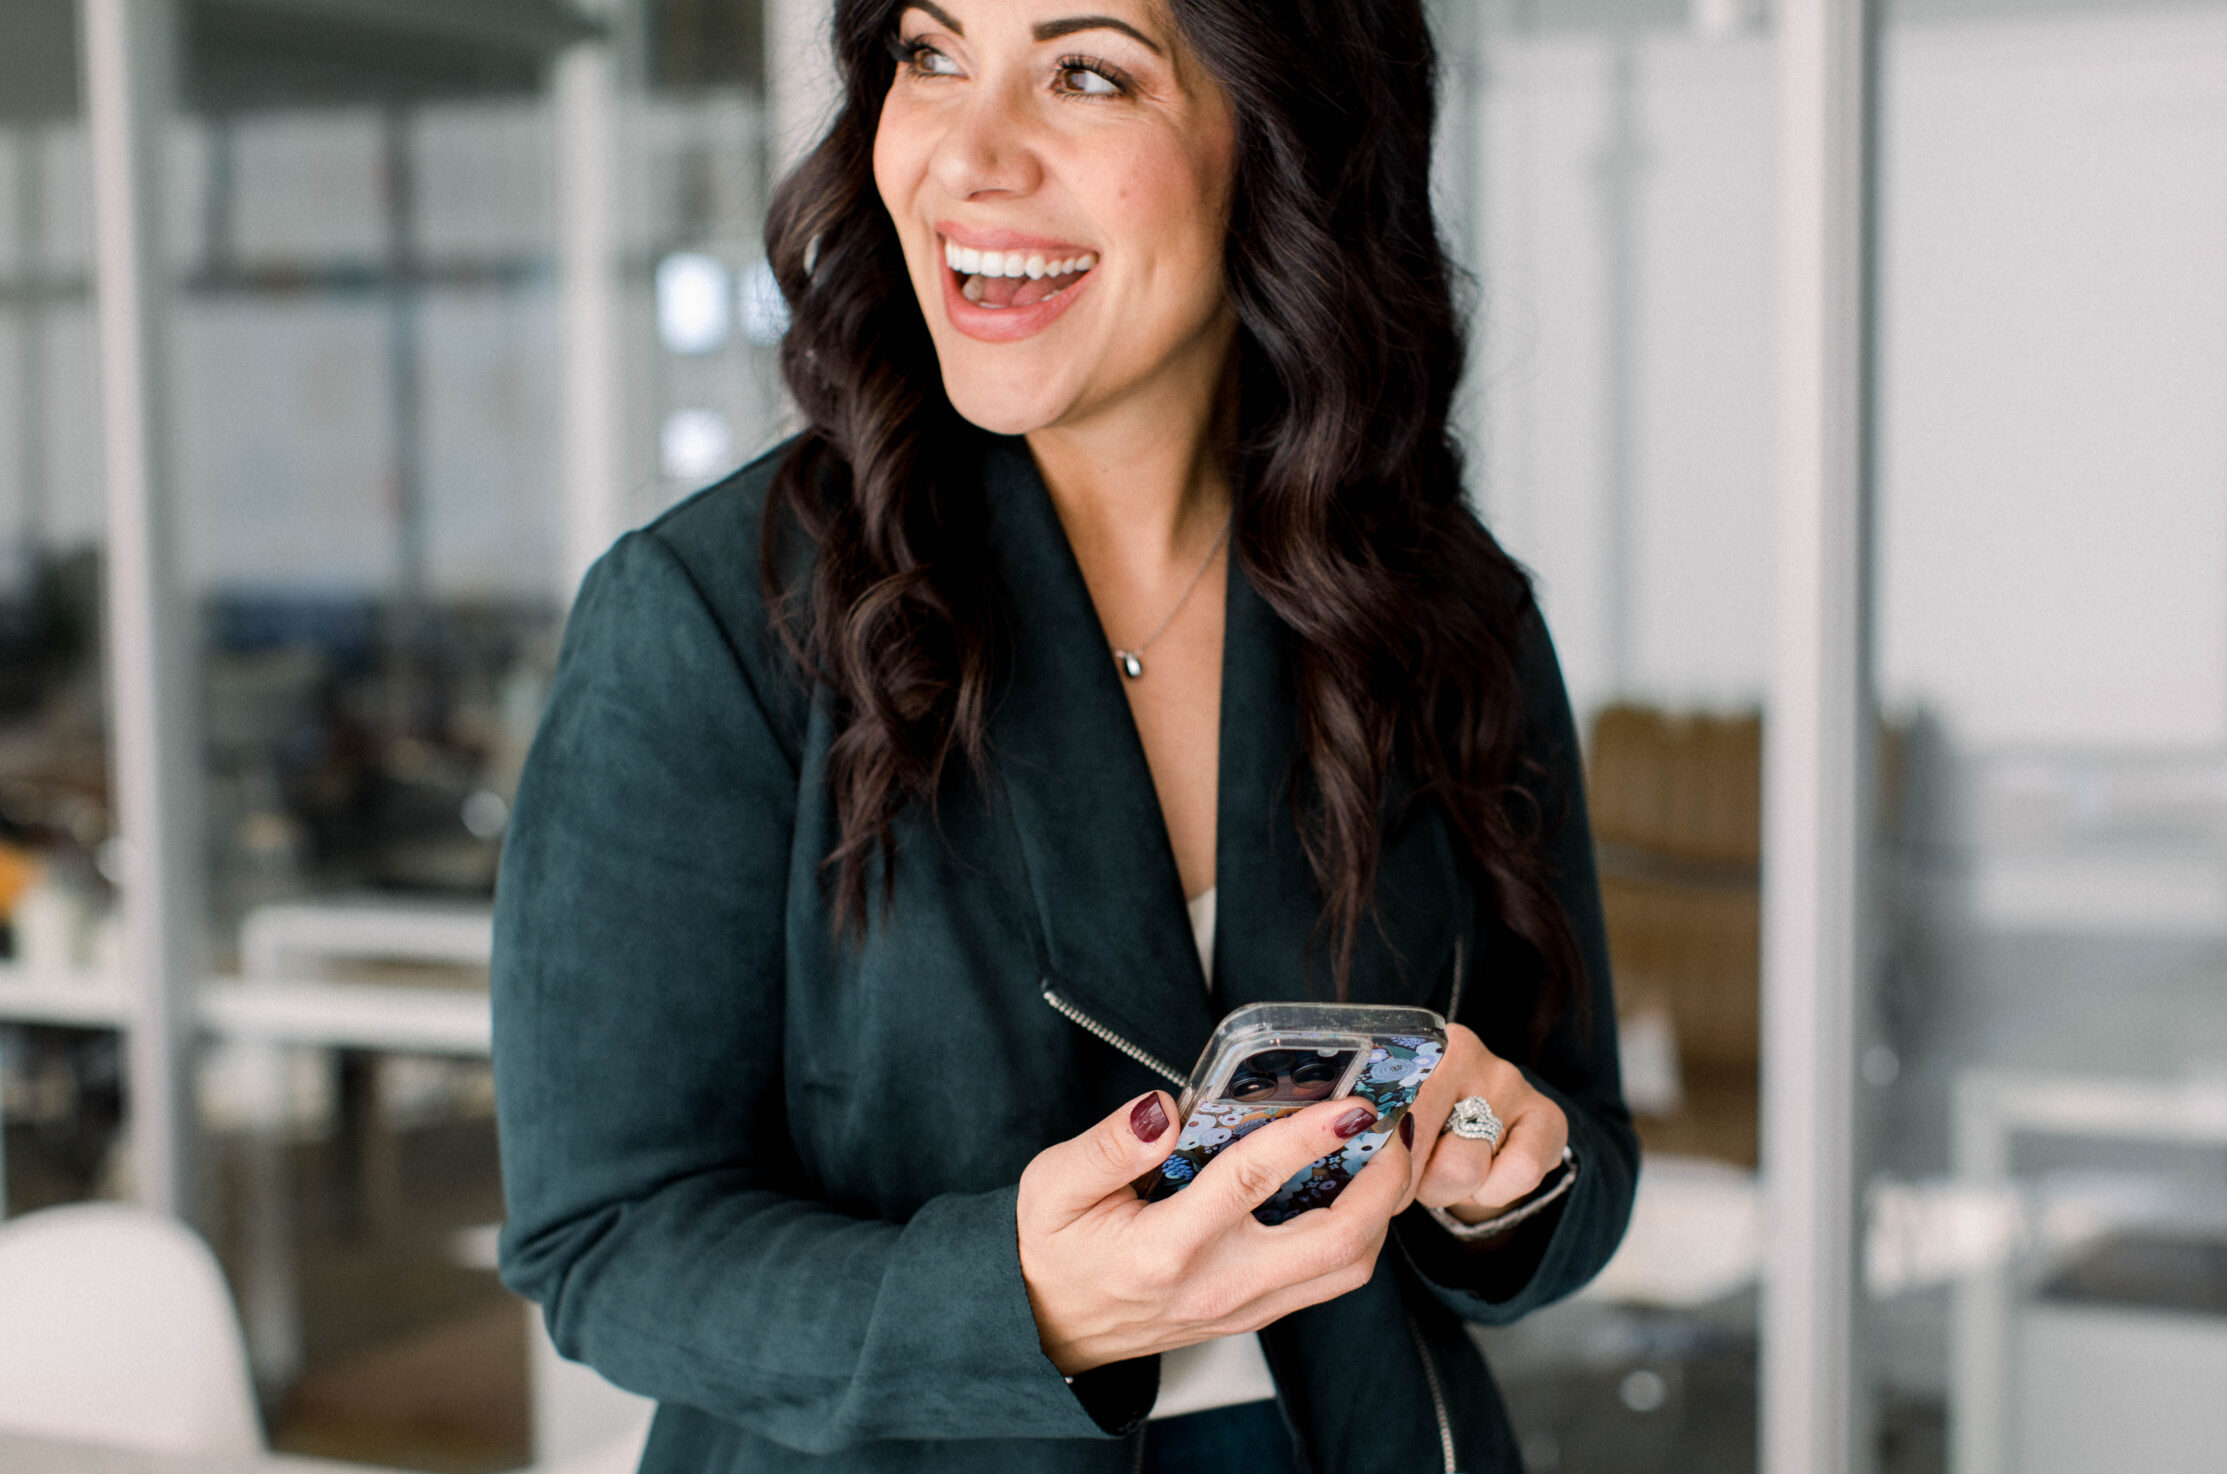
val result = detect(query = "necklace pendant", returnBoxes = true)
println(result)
[1115,650,1145,679]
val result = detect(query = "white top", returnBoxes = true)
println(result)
[1148,886,1279,1419]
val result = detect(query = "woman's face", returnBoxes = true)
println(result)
[872,0,1237,437]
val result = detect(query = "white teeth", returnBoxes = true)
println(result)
[943,239,1099,306]
[943,240,1099,281]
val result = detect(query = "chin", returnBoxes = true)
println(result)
[937,357,1075,437]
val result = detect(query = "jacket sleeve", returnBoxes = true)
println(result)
[492,529,1116,1451]
[1392,610,1641,1321]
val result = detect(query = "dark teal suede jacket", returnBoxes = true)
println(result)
[492,433,1637,1474]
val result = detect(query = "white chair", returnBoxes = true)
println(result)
[527,1301,656,1470]
[0,1202,264,1455]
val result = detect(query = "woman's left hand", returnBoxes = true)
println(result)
[1399,1023,1568,1227]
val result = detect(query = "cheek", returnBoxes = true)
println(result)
[1095,141,1231,303]
[871,101,931,236]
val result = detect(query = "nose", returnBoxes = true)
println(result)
[927,75,1045,201]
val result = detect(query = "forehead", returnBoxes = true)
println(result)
[896,0,1176,48]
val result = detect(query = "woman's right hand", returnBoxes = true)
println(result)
[1016,1090,1414,1376]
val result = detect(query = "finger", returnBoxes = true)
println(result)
[1410,1022,1490,1127]
[1402,1029,1497,1188]
[1219,1118,1413,1286]
[1392,1111,1425,1211]
[1469,1109,1567,1214]
[1230,1135,1413,1313]
[1413,1131,1496,1211]
[1327,1113,1416,1220]
[1159,1119,1411,1332]
[1159,1096,1381,1245]
[1018,1091,1178,1229]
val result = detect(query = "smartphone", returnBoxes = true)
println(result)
[1141,1003,1448,1225]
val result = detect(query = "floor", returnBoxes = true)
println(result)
[1480,1295,1947,1474]
[3,1039,530,1474]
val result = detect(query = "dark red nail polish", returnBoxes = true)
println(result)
[1130,1095,1169,1143]
[1399,1113,1415,1149]
[1334,1106,1376,1140]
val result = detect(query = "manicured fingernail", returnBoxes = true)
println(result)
[1130,1094,1169,1143]
[1399,1114,1415,1149]
[1334,1106,1376,1139]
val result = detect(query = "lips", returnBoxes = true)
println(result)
[934,228,1098,343]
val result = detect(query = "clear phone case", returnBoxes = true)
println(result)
[1141,1003,1448,1224]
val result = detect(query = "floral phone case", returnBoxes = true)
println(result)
[1141,1003,1448,1225]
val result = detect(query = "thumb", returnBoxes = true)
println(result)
[1019,1091,1179,1228]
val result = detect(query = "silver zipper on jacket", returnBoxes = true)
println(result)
[1041,982,1187,1085]
[1406,1312,1460,1474]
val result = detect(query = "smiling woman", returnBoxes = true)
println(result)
[871,0,1235,429]
[491,1,1638,1471]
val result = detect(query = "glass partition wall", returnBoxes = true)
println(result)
[1863,2,2227,1472]
[0,0,125,1222]
[35,0,2222,1469]
[0,2,786,1468]
[1434,1,1777,1468]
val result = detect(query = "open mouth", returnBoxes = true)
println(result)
[943,237,1098,310]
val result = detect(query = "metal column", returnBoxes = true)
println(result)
[1761,0,1878,1468]
[80,0,206,1223]
[556,4,629,595]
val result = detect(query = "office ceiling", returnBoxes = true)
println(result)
[0,0,600,123]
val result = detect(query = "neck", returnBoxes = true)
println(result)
[1025,328,1235,571]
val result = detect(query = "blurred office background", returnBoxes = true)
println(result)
[0,0,2221,1472]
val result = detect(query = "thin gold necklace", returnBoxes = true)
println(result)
[1110,516,1232,680]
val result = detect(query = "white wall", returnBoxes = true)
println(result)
[9,6,2221,707]
[1875,5,2227,750]
[1470,28,1776,723]
[1467,4,2227,754]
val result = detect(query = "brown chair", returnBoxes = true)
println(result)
[1589,705,1762,1167]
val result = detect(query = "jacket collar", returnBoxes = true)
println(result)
[979,436,1466,1082]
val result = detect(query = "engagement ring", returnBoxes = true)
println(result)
[1442,1095,1505,1148]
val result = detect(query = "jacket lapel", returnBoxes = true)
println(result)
[980,435,1468,1084]
[981,438,1218,1079]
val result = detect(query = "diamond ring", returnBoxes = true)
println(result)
[1442,1095,1505,1148]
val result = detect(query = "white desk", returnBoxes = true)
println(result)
[0,968,131,1029]
[0,966,493,1220]
[0,973,491,1055]
[0,1432,409,1474]
[1950,1067,2227,1474]
[0,900,497,1391]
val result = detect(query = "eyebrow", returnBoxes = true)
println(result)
[906,1,966,32]
[1032,15,1164,53]
[899,3,1165,56]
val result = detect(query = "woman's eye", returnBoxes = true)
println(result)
[896,39,962,77]
[1055,63,1122,97]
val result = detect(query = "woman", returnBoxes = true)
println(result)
[492,0,1636,1469]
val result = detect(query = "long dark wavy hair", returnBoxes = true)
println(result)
[761,0,1582,1044]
